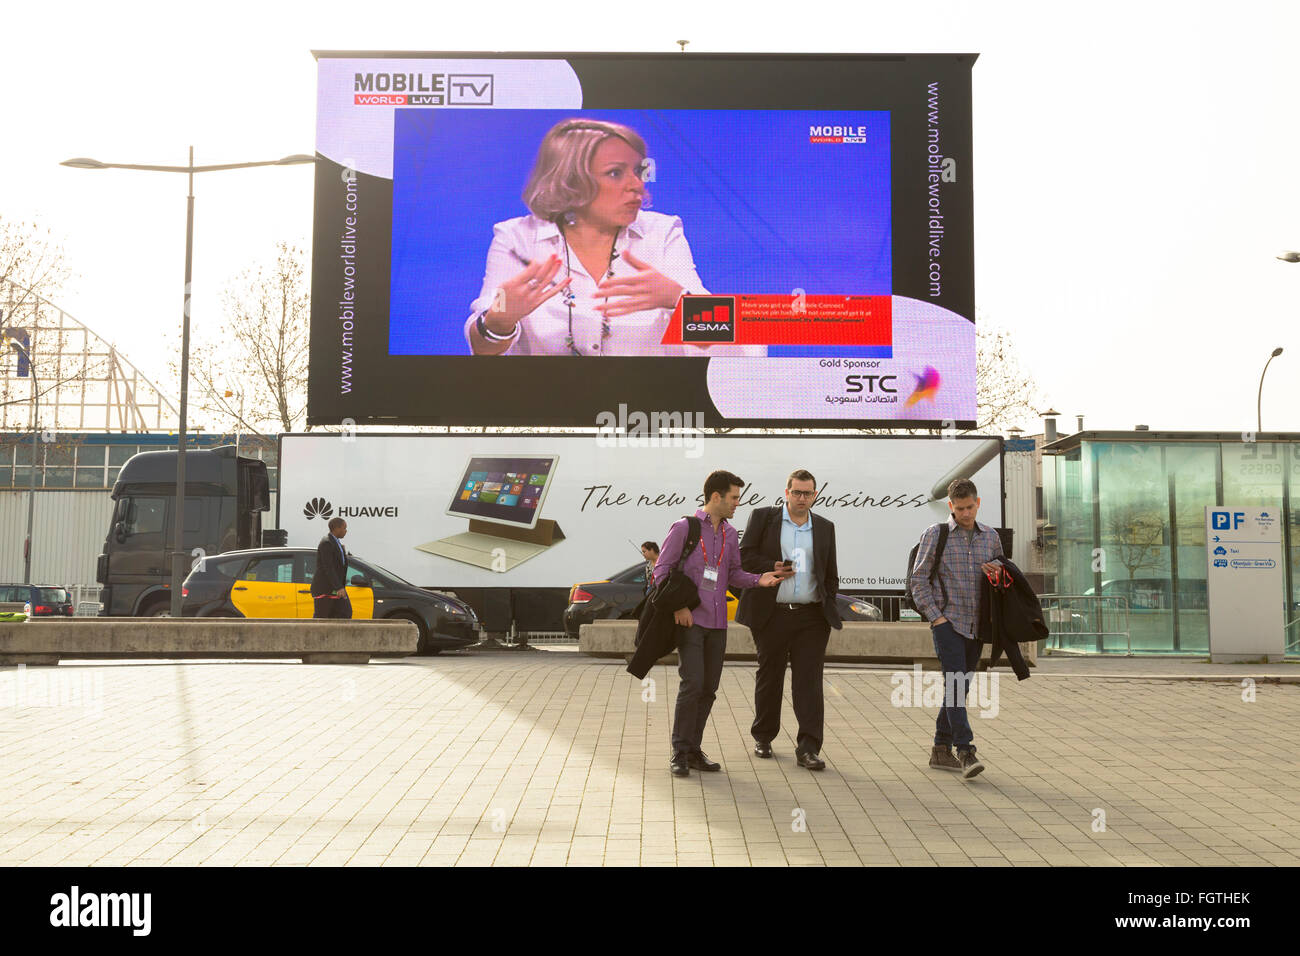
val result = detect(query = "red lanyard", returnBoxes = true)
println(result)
[699,525,724,569]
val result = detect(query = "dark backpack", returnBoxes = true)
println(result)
[904,523,949,612]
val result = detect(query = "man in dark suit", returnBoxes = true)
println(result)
[738,469,842,770]
[312,517,352,619]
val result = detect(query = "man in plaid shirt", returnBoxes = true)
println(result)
[910,477,1004,779]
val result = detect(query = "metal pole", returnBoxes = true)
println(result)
[24,358,37,586]
[170,146,195,617]
[1258,349,1282,433]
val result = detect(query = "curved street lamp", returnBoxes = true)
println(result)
[1258,347,1284,432]
[61,148,315,614]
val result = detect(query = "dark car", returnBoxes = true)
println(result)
[0,584,74,619]
[180,547,480,654]
[562,562,883,637]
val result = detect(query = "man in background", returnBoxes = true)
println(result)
[312,517,353,619]
[640,541,660,594]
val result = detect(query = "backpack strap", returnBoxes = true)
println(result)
[931,522,950,606]
[676,516,703,571]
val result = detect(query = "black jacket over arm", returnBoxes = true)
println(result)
[976,557,1047,681]
[736,506,842,632]
[311,535,348,597]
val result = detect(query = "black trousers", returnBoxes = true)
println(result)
[312,594,353,619]
[751,605,831,755]
[671,624,727,754]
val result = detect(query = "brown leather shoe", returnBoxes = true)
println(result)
[928,746,962,772]
[957,749,985,779]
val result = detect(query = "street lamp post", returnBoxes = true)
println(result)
[1258,347,1283,433]
[62,148,314,615]
[1,328,39,585]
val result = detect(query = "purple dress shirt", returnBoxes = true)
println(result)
[653,509,762,630]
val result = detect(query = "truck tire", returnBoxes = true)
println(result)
[141,597,172,617]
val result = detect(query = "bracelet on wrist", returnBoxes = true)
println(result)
[476,312,516,343]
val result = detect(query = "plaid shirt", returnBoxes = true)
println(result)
[910,517,1004,641]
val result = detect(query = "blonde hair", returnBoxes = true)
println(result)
[522,119,649,222]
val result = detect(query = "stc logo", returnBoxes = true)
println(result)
[844,374,897,393]
[303,497,334,520]
[1211,512,1244,531]
[905,366,942,407]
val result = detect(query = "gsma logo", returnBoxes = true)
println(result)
[303,497,334,519]
[681,296,736,343]
[1211,511,1244,530]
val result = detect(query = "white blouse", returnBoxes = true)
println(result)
[463,211,764,357]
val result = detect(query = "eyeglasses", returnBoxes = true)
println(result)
[788,490,816,499]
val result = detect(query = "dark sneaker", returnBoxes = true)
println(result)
[957,749,984,779]
[928,746,962,772]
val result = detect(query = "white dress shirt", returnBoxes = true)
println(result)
[463,211,765,357]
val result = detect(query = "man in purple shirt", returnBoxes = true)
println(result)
[654,470,790,777]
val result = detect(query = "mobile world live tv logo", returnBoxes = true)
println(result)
[353,73,494,106]
[809,124,868,144]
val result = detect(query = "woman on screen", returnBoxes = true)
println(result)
[464,118,761,357]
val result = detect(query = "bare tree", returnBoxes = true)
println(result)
[0,218,122,431]
[175,241,312,434]
[1104,505,1167,582]
[0,217,71,315]
[854,318,1046,435]
[974,320,1045,433]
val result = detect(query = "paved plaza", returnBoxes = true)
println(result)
[1,649,1298,866]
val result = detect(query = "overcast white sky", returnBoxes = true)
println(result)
[3,0,1298,434]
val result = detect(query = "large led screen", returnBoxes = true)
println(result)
[310,52,977,427]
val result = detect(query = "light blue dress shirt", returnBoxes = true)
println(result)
[776,502,820,604]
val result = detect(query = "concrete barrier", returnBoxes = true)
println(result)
[0,618,420,665]
[580,620,1037,668]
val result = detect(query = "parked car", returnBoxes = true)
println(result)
[1084,577,1208,611]
[179,547,480,654]
[562,562,882,637]
[0,584,74,619]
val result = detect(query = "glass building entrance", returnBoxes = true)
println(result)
[1042,432,1298,655]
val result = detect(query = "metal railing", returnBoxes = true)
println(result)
[69,584,103,617]
[1285,617,1300,656]
[1038,593,1132,656]
[512,631,576,645]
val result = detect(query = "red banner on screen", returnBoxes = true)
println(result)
[661,294,892,347]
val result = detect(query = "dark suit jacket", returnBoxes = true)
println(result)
[976,557,1047,681]
[736,506,842,632]
[311,534,349,597]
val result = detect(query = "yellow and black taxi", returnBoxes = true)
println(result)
[563,562,883,637]
[180,547,479,654]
